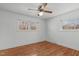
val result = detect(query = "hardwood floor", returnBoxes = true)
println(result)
[0,41,79,56]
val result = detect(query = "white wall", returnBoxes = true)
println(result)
[47,9,79,50]
[0,9,46,50]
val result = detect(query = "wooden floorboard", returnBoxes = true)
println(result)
[0,41,79,56]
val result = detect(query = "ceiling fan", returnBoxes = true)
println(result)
[28,3,53,16]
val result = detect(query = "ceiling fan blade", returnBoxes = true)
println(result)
[44,10,52,13]
[38,5,42,10]
[42,3,47,7]
[38,3,47,10]
[28,8,38,11]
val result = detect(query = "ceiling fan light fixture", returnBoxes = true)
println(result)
[38,12,43,16]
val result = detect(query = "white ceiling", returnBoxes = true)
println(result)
[0,3,79,19]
